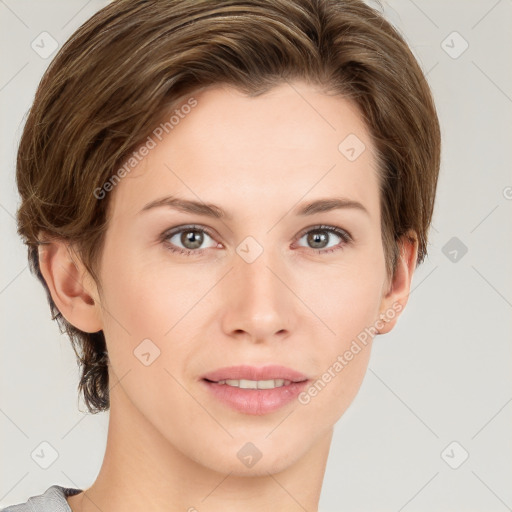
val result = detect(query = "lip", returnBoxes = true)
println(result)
[201,365,309,383]
[200,365,310,415]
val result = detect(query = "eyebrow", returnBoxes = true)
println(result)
[139,195,369,219]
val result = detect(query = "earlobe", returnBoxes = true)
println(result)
[377,231,419,335]
[38,239,102,333]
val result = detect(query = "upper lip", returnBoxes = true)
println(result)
[202,365,309,383]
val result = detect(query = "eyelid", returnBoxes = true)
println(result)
[159,224,219,248]
[160,223,353,256]
[161,223,217,239]
[294,224,353,243]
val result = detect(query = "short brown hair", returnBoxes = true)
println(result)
[16,0,441,413]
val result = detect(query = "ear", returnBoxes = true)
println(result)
[38,238,103,333]
[376,231,418,335]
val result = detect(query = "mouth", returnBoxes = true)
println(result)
[200,365,310,415]
[201,364,309,383]
[202,377,306,389]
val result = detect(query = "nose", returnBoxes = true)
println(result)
[220,246,296,343]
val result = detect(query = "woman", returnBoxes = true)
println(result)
[3,0,440,510]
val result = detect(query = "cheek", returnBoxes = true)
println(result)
[302,254,385,338]
[97,255,198,421]
[295,258,384,419]
[98,245,187,339]
[295,284,377,429]
[97,247,213,395]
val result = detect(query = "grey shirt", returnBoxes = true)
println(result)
[0,485,82,512]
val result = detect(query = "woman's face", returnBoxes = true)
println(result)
[93,81,399,475]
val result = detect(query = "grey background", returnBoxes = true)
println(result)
[1,1,511,511]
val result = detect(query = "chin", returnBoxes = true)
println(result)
[211,454,296,478]
[186,435,305,477]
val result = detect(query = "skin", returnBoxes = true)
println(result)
[39,81,417,512]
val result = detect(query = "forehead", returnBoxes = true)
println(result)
[108,82,380,222]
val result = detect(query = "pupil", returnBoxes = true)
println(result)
[308,231,327,249]
[182,230,203,249]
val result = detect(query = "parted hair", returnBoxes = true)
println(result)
[16,0,441,413]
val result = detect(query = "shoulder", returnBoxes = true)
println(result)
[0,485,82,512]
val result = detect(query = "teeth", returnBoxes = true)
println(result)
[216,379,292,389]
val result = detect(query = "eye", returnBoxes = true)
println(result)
[160,223,352,257]
[161,225,219,256]
[294,225,352,254]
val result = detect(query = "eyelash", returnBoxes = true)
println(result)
[160,224,353,257]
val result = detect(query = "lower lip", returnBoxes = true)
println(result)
[201,379,310,415]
